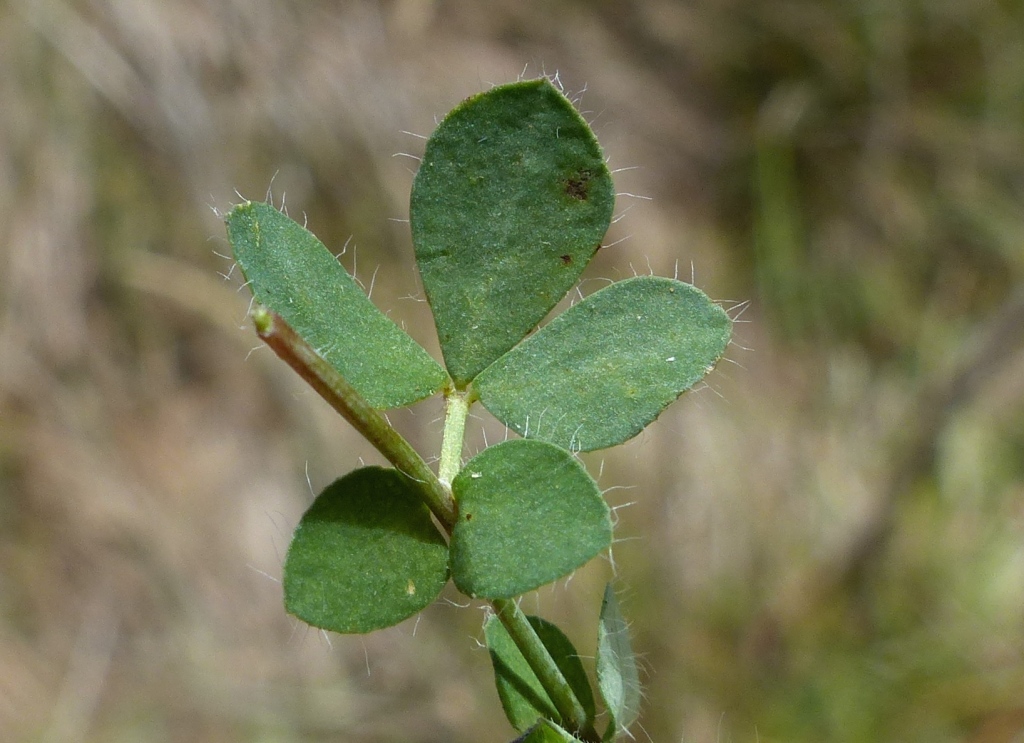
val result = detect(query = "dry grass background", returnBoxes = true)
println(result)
[2,1,1023,741]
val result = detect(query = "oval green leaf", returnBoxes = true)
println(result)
[450,440,611,599]
[283,467,449,634]
[485,614,596,733]
[475,276,732,452]
[410,78,614,386]
[226,201,448,409]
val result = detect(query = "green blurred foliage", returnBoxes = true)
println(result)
[1,1,1022,742]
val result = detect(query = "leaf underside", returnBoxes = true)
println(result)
[410,78,614,386]
[475,276,733,452]
[283,467,449,634]
[597,585,641,740]
[226,201,448,409]
[450,440,611,599]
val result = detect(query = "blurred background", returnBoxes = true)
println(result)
[2,0,1023,741]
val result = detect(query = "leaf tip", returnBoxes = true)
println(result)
[250,304,273,334]
[225,199,254,222]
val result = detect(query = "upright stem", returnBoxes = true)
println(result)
[252,306,457,529]
[439,391,597,741]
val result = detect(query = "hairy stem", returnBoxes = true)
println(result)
[438,395,597,740]
[252,306,457,529]
[439,389,471,486]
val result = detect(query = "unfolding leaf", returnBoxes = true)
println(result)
[450,440,611,599]
[485,614,595,732]
[596,585,641,740]
[226,201,448,408]
[410,78,614,386]
[475,276,732,452]
[283,467,449,634]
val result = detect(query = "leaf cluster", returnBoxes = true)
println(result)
[225,78,730,741]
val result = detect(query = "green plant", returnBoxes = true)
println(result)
[224,77,731,742]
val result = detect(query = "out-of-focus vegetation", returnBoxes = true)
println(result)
[1,1,1022,741]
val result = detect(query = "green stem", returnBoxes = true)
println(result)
[437,394,597,741]
[252,306,457,529]
[438,390,471,486]
[492,599,600,742]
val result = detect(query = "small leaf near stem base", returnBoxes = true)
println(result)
[492,599,600,742]
[485,611,596,732]
[597,585,641,740]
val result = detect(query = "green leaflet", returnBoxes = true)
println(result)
[475,276,732,452]
[449,440,612,599]
[227,201,448,409]
[283,467,449,634]
[410,79,614,386]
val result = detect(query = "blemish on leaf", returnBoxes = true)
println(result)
[560,254,572,266]
[406,579,416,596]
[465,513,473,521]
[564,168,594,201]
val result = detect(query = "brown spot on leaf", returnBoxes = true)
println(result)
[560,254,572,266]
[564,168,593,200]
[464,513,473,521]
